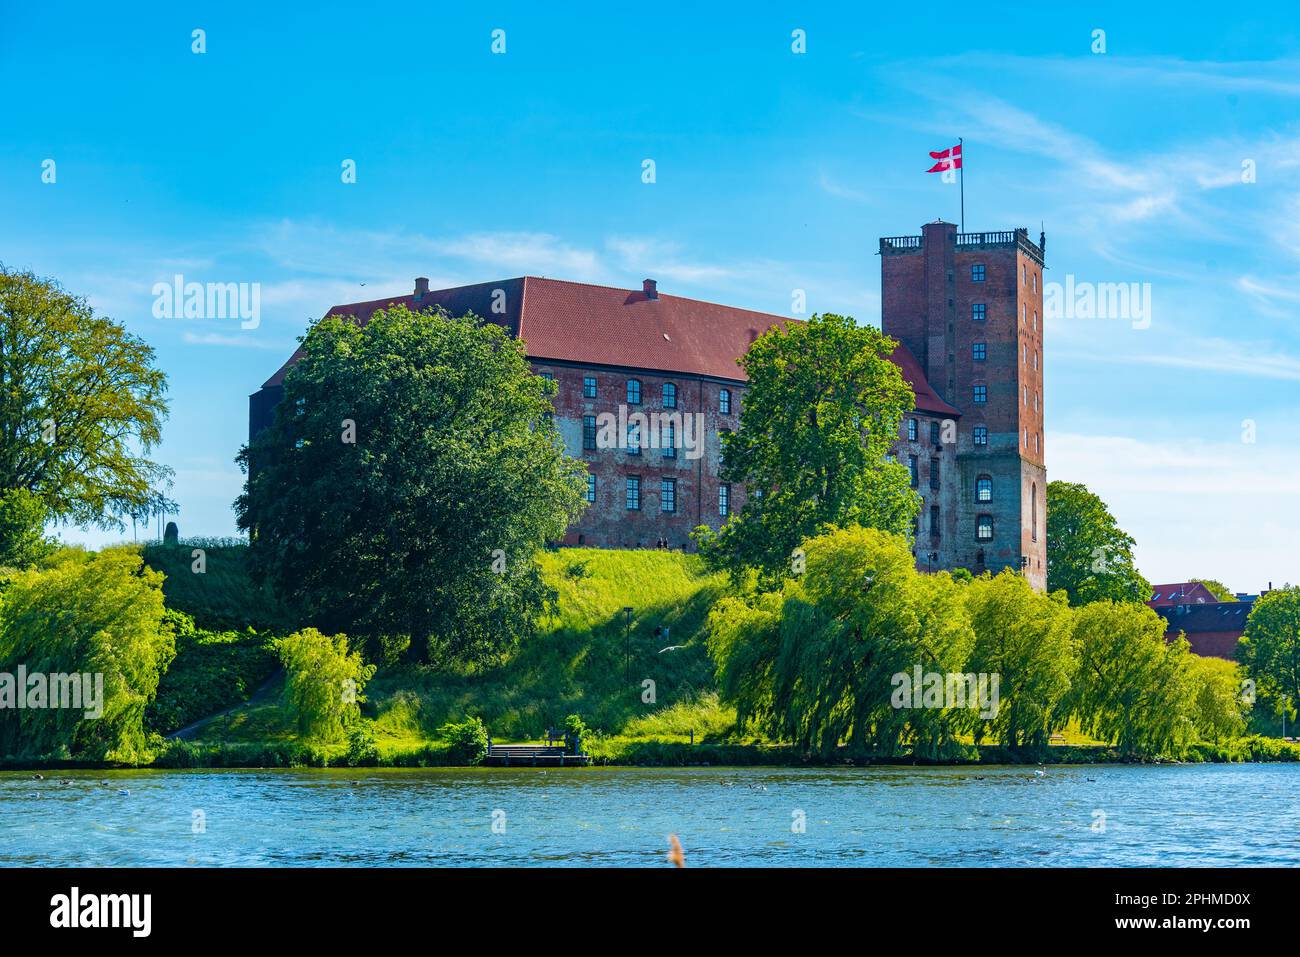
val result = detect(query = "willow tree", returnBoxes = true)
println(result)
[0,266,172,543]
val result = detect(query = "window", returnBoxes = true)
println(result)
[973,384,987,404]
[1032,272,1037,293]
[973,342,986,361]
[1022,265,1026,285]
[663,382,677,408]
[1022,303,1027,325]
[971,263,985,282]
[719,388,731,414]
[907,418,918,442]
[974,426,988,446]
[662,422,676,458]
[1034,391,1039,412]
[1031,482,1039,542]
[929,457,940,491]
[627,422,642,455]
[583,375,597,399]
[719,484,730,517]
[585,474,596,503]
[977,515,994,541]
[626,476,641,510]
[627,379,642,404]
[540,372,554,382]
[1023,386,1028,406]
[930,420,941,445]
[1023,428,1028,448]
[583,415,597,450]
[1032,310,1037,330]
[908,454,919,488]
[930,504,941,538]
[660,477,676,513]
[976,475,992,503]
[972,303,986,321]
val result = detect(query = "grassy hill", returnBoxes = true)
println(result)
[145,545,738,754]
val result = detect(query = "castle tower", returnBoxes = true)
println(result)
[880,222,1047,590]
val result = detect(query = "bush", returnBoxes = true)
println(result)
[563,713,589,754]
[0,489,55,570]
[438,716,489,765]
[278,628,376,742]
[145,610,278,734]
[345,725,380,766]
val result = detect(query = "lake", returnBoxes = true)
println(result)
[1,764,1296,867]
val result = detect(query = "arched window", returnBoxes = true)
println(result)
[663,382,677,408]
[977,515,994,541]
[627,378,641,404]
[976,475,992,502]
[719,388,731,414]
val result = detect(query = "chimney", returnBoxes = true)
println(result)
[414,277,430,299]
[643,278,658,300]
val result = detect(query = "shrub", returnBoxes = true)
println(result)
[438,716,489,765]
[278,628,376,742]
[345,725,380,766]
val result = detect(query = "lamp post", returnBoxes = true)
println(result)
[623,606,633,684]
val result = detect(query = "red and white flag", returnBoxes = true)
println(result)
[926,143,962,173]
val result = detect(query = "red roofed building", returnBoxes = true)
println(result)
[1147,581,1219,608]
[251,224,1047,584]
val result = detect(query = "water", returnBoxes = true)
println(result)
[1,764,1297,867]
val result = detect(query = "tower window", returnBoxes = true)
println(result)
[585,474,596,502]
[908,454,919,488]
[930,420,941,444]
[930,458,941,491]
[972,303,986,321]
[626,476,641,511]
[976,475,992,503]
[719,483,730,517]
[663,382,677,408]
[977,515,994,541]
[662,422,676,458]
[907,418,918,442]
[930,504,941,538]
[973,342,986,361]
[973,385,987,404]
[583,375,597,399]
[628,422,642,455]
[719,388,731,414]
[971,264,985,282]
[627,378,642,404]
[660,477,677,513]
[583,415,597,450]
[974,426,988,446]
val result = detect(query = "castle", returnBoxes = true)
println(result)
[250,221,1047,588]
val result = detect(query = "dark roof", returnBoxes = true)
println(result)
[1156,600,1253,634]
[261,277,955,415]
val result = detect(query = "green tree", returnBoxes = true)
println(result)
[1185,655,1248,744]
[1046,481,1149,605]
[1069,601,1196,758]
[1237,586,1300,723]
[278,628,376,741]
[236,305,588,664]
[0,489,55,569]
[708,525,975,759]
[0,267,172,527]
[698,313,917,585]
[0,547,174,761]
[964,570,1076,749]
[1191,578,1236,602]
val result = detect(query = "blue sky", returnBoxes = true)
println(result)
[4,2,1299,591]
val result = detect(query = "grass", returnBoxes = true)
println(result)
[140,539,296,632]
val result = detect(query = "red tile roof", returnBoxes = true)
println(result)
[261,277,956,415]
[1147,581,1219,608]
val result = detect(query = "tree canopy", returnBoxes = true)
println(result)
[0,266,172,530]
[235,304,587,665]
[1045,480,1149,605]
[1238,586,1300,717]
[698,313,918,585]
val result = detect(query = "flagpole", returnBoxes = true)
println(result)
[959,137,965,233]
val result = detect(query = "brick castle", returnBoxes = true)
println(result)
[250,221,1047,589]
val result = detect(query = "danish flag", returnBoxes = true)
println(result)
[926,143,962,173]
